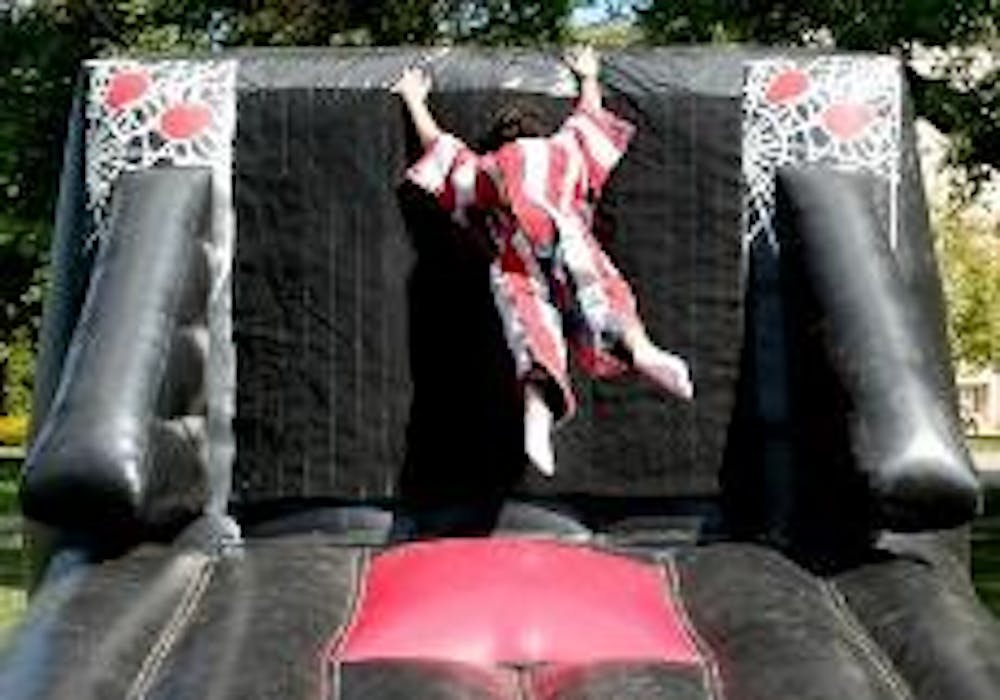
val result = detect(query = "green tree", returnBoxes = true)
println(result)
[936,212,1000,369]
[638,0,1000,184]
[442,0,578,45]
[0,5,88,415]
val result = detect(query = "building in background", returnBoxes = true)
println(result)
[958,367,1000,436]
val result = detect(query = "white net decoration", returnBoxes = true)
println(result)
[742,56,902,252]
[85,59,237,244]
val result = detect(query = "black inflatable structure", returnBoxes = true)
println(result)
[2,48,998,699]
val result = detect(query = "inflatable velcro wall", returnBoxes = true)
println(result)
[3,49,996,700]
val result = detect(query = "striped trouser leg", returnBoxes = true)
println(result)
[489,237,576,422]
[556,218,640,377]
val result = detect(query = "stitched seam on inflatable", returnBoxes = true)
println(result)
[320,547,371,700]
[821,579,914,700]
[663,556,725,700]
[125,554,217,700]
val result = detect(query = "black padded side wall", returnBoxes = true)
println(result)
[775,167,979,531]
[720,230,798,546]
[30,85,93,439]
[22,167,213,540]
[894,82,959,408]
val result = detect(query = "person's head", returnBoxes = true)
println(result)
[479,102,550,152]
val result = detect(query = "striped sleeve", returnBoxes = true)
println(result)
[405,133,499,226]
[559,103,636,198]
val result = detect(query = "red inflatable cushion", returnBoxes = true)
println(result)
[332,538,702,666]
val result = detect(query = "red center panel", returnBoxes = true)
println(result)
[332,538,702,666]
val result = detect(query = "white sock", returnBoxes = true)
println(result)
[632,343,695,400]
[524,384,556,476]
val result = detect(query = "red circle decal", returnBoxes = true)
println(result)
[106,71,150,111]
[822,102,875,140]
[766,69,809,104]
[159,103,213,140]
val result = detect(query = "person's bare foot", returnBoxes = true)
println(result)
[632,343,694,400]
[524,383,556,476]
[624,326,694,400]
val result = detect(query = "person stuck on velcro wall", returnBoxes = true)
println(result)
[393,46,693,476]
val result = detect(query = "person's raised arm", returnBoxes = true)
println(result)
[565,45,602,113]
[392,67,442,148]
[392,66,498,223]
[559,46,635,197]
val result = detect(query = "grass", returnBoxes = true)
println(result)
[973,537,1000,612]
[972,486,1000,614]
[0,458,26,642]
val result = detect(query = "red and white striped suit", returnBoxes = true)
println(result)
[406,101,641,422]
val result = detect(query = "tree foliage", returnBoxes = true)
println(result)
[0,5,87,414]
[936,212,1000,369]
[638,0,1000,183]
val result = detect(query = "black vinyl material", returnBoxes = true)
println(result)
[894,83,959,409]
[21,168,213,540]
[337,662,520,700]
[338,661,713,700]
[675,543,911,700]
[532,663,712,700]
[141,537,364,700]
[0,538,365,700]
[775,167,980,531]
[0,545,211,700]
[834,552,1000,700]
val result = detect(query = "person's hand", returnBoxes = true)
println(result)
[391,66,432,103]
[564,45,599,80]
